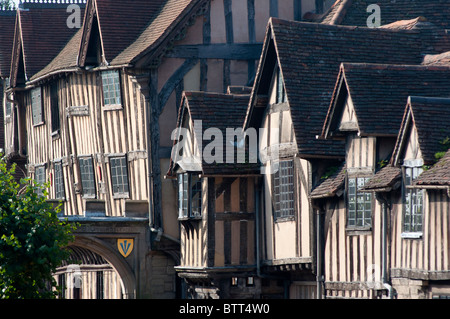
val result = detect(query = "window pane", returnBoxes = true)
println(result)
[80,157,96,197]
[101,70,122,106]
[190,175,202,218]
[35,166,46,196]
[110,156,128,196]
[273,160,294,219]
[54,162,65,199]
[347,177,372,227]
[31,87,43,125]
[403,167,424,233]
[51,82,60,132]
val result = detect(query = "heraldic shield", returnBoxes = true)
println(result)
[118,239,134,258]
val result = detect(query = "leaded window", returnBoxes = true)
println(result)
[35,165,46,196]
[79,157,96,197]
[31,87,43,125]
[101,70,122,106]
[347,177,372,227]
[110,156,129,196]
[54,161,65,200]
[273,160,295,220]
[177,172,202,219]
[403,166,424,234]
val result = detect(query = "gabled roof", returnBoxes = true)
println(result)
[10,1,86,86]
[79,0,164,66]
[168,90,258,177]
[0,9,16,78]
[393,96,450,166]
[79,0,204,67]
[322,63,450,139]
[414,149,450,187]
[316,0,450,29]
[359,165,402,193]
[111,0,205,67]
[27,0,205,83]
[245,18,450,159]
[310,164,346,199]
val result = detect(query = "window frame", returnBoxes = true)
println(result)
[177,172,202,220]
[272,159,295,221]
[50,81,61,134]
[101,70,122,108]
[79,156,97,198]
[346,175,373,230]
[401,164,424,238]
[31,86,44,126]
[53,160,65,200]
[34,164,46,196]
[109,155,129,198]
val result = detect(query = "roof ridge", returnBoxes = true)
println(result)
[408,95,450,105]
[269,17,421,34]
[184,91,250,99]
[341,62,450,71]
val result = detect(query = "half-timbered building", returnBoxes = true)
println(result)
[242,17,450,298]
[0,7,26,182]
[315,63,450,298]
[167,89,262,298]
[360,96,450,299]
[4,0,328,299]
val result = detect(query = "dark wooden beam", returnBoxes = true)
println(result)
[224,0,234,44]
[270,0,278,17]
[164,43,263,60]
[149,68,163,228]
[294,0,302,21]
[158,58,199,112]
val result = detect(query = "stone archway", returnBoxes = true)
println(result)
[70,235,137,299]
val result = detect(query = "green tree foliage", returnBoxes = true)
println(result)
[0,156,76,299]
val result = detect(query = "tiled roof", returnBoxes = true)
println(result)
[111,0,203,66]
[0,10,16,78]
[29,0,203,81]
[168,91,259,176]
[249,18,450,158]
[30,28,82,82]
[407,96,450,164]
[94,0,167,64]
[422,51,450,66]
[17,2,86,81]
[318,0,450,29]
[360,166,402,192]
[310,164,346,199]
[414,149,450,186]
[323,63,450,138]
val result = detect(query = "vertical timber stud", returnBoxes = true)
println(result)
[247,0,256,85]
[149,67,163,230]
[207,177,216,267]
[223,0,233,93]
[294,0,302,21]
